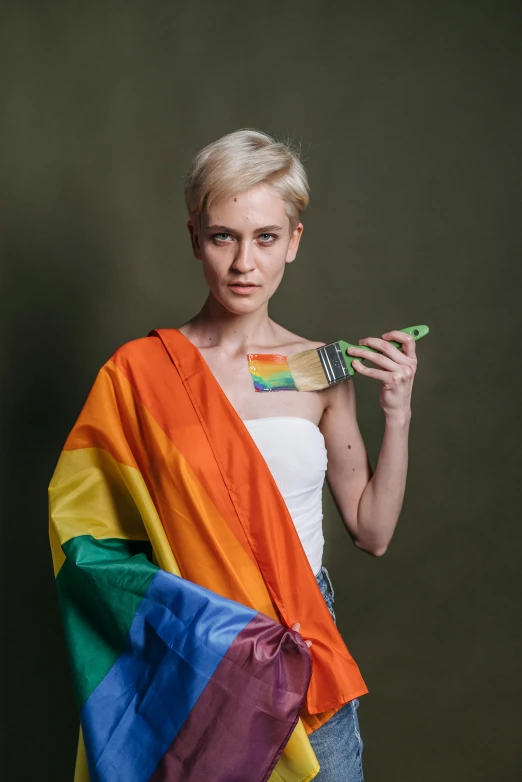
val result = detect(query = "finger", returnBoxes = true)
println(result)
[358,336,411,364]
[306,640,313,647]
[347,345,399,371]
[291,622,300,632]
[351,359,394,383]
[381,330,417,359]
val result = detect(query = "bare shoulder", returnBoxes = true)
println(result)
[271,322,327,354]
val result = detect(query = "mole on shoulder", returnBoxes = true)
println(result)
[347,444,351,449]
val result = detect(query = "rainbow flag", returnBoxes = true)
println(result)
[49,328,368,781]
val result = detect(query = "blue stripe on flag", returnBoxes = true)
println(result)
[81,570,257,782]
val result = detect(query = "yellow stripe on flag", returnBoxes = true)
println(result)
[48,447,180,578]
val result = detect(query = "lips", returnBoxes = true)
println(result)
[228,282,260,294]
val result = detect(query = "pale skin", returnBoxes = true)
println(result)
[179,182,418,648]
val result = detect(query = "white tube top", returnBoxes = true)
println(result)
[242,416,327,577]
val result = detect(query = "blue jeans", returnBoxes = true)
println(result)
[308,566,364,781]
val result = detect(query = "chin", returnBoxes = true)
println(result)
[217,289,269,314]
[223,299,262,315]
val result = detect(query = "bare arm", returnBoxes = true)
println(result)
[320,330,417,556]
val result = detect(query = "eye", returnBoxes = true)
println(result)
[258,233,276,243]
[212,232,233,243]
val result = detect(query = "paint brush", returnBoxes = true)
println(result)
[286,325,429,391]
[247,325,429,392]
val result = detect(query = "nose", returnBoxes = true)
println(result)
[231,239,256,274]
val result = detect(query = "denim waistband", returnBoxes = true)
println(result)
[317,565,335,599]
[315,565,336,624]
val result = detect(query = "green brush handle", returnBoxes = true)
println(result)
[339,325,429,378]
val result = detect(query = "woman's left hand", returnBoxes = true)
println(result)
[291,621,312,647]
[347,330,418,419]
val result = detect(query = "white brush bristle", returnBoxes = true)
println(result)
[287,348,329,392]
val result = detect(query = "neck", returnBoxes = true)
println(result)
[181,292,278,353]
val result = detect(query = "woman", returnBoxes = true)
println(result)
[180,129,417,779]
[49,129,417,782]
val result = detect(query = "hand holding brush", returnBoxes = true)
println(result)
[286,325,429,392]
[344,326,425,418]
[247,325,428,403]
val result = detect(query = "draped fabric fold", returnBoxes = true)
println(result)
[49,328,367,782]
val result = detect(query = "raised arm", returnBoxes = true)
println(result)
[320,330,417,556]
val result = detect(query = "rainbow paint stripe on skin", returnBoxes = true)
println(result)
[247,353,297,392]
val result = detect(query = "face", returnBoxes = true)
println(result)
[187,183,303,315]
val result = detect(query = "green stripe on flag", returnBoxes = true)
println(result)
[56,535,157,707]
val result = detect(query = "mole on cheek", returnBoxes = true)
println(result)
[234,197,237,202]
[347,444,352,449]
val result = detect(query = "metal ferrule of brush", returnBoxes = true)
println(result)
[317,342,351,385]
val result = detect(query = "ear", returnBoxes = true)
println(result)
[285,222,304,264]
[187,219,202,260]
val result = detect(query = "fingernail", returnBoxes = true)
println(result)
[306,640,312,647]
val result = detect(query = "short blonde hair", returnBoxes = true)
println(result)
[184,129,310,231]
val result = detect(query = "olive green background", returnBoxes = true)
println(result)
[2,1,521,780]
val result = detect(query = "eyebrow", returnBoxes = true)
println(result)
[207,224,283,233]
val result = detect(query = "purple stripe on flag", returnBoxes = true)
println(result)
[150,612,312,782]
